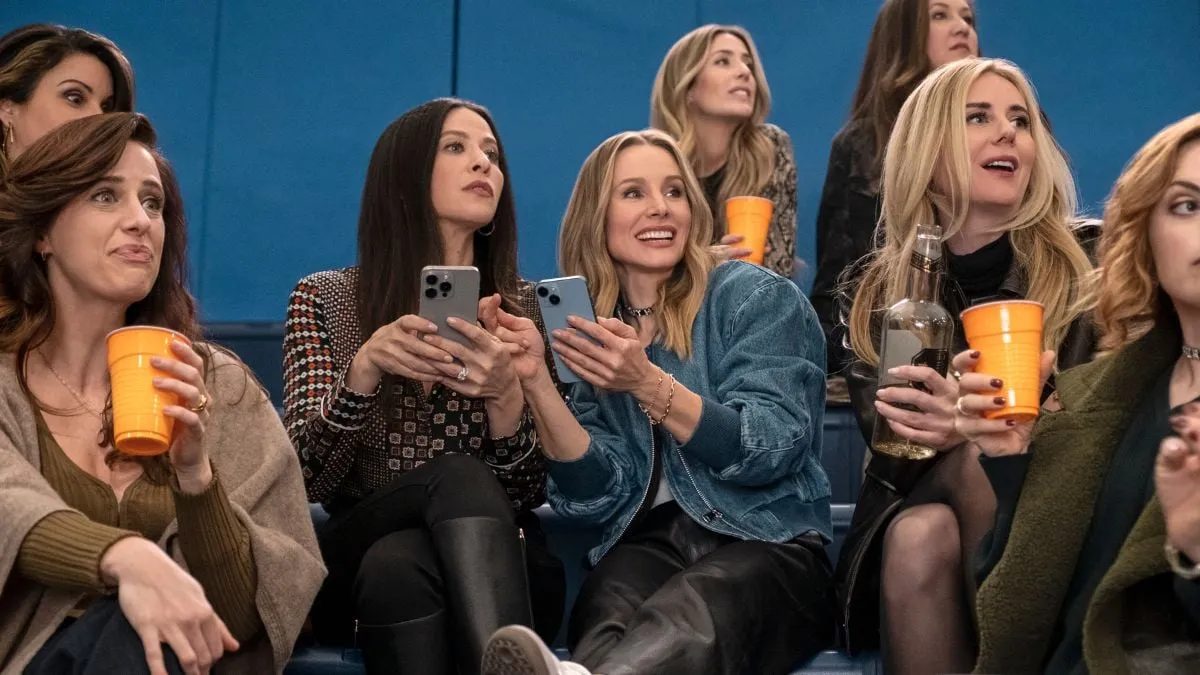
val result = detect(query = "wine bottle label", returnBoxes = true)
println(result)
[878,329,951,411]
[910,250,939,273]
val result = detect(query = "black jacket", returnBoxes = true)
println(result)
[833,221,1102,654]
[810,120,882,376]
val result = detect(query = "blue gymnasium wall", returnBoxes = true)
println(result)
[4,1,1199,322]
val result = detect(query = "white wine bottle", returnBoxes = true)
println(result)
[871,224,954,460]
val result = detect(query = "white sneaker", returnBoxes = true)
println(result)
[481,625,594,675]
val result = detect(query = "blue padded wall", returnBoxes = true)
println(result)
[197,1,455,320]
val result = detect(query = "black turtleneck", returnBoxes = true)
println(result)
[946,233,1014,305]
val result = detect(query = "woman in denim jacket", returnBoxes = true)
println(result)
[470,129,834,675]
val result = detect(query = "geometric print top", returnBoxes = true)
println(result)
[282,266,546,513]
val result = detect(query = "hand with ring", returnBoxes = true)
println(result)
[419,295,521,402]
[151,340,216,491]
[952,348,1057,457]
[873,363,963,451]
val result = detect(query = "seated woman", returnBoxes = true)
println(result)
[651,24,797,278]
[478,129,834,675]
[284,97,564,674]
[0,113,323,674]
[961,112,1200,674]
[833,58,1097,674]
[810,0,980,376]
[0,23,134,177]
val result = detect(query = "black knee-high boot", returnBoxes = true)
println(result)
[432,516,535,673]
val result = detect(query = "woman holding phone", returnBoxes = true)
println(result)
[474,129,833,675]
[283,97,564,674]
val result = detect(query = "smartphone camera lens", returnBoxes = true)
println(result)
[536,285,549,298]
[424,288,438,299]
[549,294,561,306]
[425,274,438,286]
[439,281,452,293]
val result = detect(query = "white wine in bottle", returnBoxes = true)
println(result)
[871,224,954,460]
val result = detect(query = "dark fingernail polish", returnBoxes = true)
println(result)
[991,379,1003,389]
[1189,430,1200,443]
[1006,419,1017,427]
[970,351,980,359]
[993,396,1006,405]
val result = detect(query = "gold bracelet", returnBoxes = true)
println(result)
[650,374,676,426]
[636,370,664,421]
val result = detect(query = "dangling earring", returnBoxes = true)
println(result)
[39,250,48,263]
[478,221,495,237]
[2,124,12,158]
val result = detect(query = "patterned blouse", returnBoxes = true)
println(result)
[283,267,546,513]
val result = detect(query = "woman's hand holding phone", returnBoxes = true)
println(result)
[346,315,456,393]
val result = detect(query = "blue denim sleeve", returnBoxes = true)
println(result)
[680,277,827,487]
[545,383,639,526]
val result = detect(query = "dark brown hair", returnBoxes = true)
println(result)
[0,112,198,479]
[0,24,135,177]
[356,98,521,404]
[847,0,978,165]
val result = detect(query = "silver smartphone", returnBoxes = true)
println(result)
[535,276,598,384]
[417,266,480,353]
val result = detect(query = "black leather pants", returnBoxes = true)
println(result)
[568,502,836,675]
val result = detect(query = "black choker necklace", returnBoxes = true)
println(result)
[620,303,655,318]
[1184,346,1200,361]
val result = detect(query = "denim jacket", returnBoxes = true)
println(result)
[545,261,832,566]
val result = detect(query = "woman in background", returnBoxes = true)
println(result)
[810,0,979,377]
[651,24,798,278]
[0,23,133,178]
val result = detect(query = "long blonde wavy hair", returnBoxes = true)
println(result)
[559,129,715,359]
[1085,113,1200,351]
[848,58,1092,365]
[650,24,774,235]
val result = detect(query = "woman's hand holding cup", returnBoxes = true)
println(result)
[953,348,1057,457]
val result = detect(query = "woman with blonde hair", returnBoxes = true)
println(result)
[834,58,1097,674]
[650,24,798,278]
[811,0,979,375]
[957,112,1200,673]
[474,129,834,674]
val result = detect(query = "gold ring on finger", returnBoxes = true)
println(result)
[189,393,210,414]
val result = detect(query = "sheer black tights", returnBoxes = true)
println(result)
[880,446,997,675]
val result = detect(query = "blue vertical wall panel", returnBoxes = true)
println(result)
[198,1,454,320]
[456,0,699,284]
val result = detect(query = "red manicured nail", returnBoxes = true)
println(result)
[990,379,1003,389]
[1006,419,1017,427]
[969,351,980,359]
[993,397,1006,405]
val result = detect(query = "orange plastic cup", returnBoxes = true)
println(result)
[960,300,1045,422]
[724,196,773,265]
[106,326,192,456]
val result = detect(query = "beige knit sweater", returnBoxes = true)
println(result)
[0,347,326,674]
